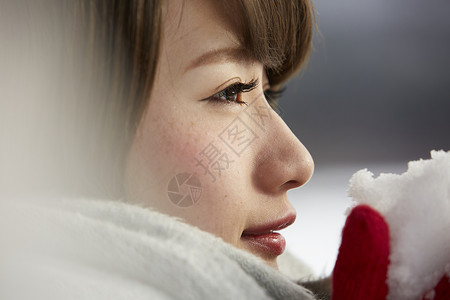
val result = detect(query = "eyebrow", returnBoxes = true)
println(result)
[185,47,254,73]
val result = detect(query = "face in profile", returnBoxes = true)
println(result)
[124,0,314,268]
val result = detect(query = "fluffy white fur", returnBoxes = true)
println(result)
[0,197,315,300]
[348,150,450,300]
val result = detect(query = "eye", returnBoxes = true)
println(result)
[204,79,259,106]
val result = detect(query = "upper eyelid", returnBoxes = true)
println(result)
[211,77,243,94]
[201,78,260,101]
[220,78,259,95]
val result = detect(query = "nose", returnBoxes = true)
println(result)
[252,109,314,194]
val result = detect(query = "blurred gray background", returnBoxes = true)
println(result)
[283,0,450,276]
[282,0,450,167]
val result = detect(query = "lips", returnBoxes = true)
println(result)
[241,213,296,257]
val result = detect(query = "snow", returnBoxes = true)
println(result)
[348,150,450,300]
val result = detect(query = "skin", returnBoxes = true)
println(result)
[124,0,314,269]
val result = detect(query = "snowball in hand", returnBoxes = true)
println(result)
[348,150,450,300]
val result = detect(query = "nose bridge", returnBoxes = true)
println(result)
[252,105,314,193]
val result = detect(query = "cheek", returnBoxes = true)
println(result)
[124,102,249,244]
[127,112,204,192]
[153,121,201,172]
[125,103,222,208]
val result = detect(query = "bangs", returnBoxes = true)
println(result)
[234,0,315,86]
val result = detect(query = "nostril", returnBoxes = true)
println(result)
[280,180,303,191]
[281,159,314,191]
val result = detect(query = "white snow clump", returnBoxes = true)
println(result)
[348,150,450,300]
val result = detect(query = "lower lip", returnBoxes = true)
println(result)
[241,232,286,256]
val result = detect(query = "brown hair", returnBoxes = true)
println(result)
[236,0,315,86]
[1,0,314,197]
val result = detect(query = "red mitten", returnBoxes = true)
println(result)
[422,275,450,300]
[332,152,450,300]
[332,204,450,300]
[332,204,390,300]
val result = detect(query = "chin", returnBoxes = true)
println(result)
[264,257,279,270]
[237,241,280,269]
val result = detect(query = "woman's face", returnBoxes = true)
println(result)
[124,0,314,268]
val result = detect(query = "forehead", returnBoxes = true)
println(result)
[161,0,244,71]
[164,0,241,40]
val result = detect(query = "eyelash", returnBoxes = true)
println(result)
[203,78,285,108]
[205,79,258,106]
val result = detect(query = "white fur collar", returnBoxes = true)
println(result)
[0,197,315,300]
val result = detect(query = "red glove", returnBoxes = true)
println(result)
[332,205,390,300]
[332,204,449,300]
[426,275,450,300]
